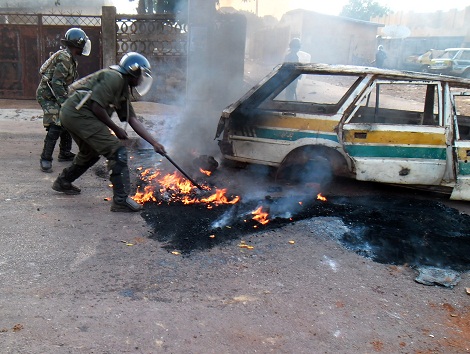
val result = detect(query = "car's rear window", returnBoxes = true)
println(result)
[272,73,360,105]
[441,50,459,59]
[459,50,470,60]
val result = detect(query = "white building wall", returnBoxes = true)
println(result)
[371,6,470,38]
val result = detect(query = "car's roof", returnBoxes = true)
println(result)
[284,62,470,86]
[444,48,470,51]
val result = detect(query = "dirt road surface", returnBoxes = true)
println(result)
[0,100,469,354]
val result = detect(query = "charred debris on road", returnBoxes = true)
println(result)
[130,153,470,276]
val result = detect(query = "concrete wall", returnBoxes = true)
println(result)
[371,6,470,41]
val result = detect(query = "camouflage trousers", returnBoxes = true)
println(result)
[36,84,61,127]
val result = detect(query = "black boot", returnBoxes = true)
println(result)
[40,159,52,173]
[58,129,76,162]
[52,164,89,195]
[109,147,142,212]
[110,167,143,212]
[40,124,61,173]
[110,197,143,212]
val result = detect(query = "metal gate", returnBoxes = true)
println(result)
[0,9,241,106]
[115,14,188,104]
[0,13,101,100]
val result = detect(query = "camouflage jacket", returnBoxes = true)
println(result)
[38,48,79,105]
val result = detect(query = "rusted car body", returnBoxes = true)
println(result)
[429,48,470,78]
[215,63,470,201]
[403,49,445,72]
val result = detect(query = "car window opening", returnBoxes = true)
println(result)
[350,82,440,126]
[263,73,363,116]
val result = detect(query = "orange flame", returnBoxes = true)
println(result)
[199,168,212,176]
[159,171,194,194]
[132,168,239,207]
[317,193,327,202]
[134,185,158,203]
[200,189,240,205]
[251,206,269,225]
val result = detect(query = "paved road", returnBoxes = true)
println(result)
[1,103,469,353]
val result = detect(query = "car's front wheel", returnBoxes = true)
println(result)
[275,153,333,188]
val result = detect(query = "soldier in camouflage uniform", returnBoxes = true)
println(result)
[36,28,91,173]
[52,52,166,212]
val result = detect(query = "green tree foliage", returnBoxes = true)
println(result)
[340,0,391,21]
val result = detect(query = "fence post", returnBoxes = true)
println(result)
[102,6,117,68]
[37,14,45,64]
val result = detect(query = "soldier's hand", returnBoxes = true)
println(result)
[114,127,128,140]
[153,142,166,155]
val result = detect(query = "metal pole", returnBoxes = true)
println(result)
[163,154,203,190]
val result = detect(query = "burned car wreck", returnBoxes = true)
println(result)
[215,63,470,201]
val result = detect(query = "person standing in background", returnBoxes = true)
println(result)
[285,37,301,63]
[375,45,387,68]
[284,38,302,100]
[37,28,91,173]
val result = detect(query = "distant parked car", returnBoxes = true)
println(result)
[404,49,445,72]
[429,48,470,78]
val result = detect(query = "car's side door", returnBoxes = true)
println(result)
[452,49,470,77]
[450,90,470,200]
[340,78,452,186]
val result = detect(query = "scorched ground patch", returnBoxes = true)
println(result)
[140,191,470,272]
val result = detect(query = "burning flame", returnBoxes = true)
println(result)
[317,193,327,202]
[251,206,269,226]
[133,168,239,207]
[160,171,194,194]
[133,185,158,203]
[199,168,212,176]
[199,189,239,205]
